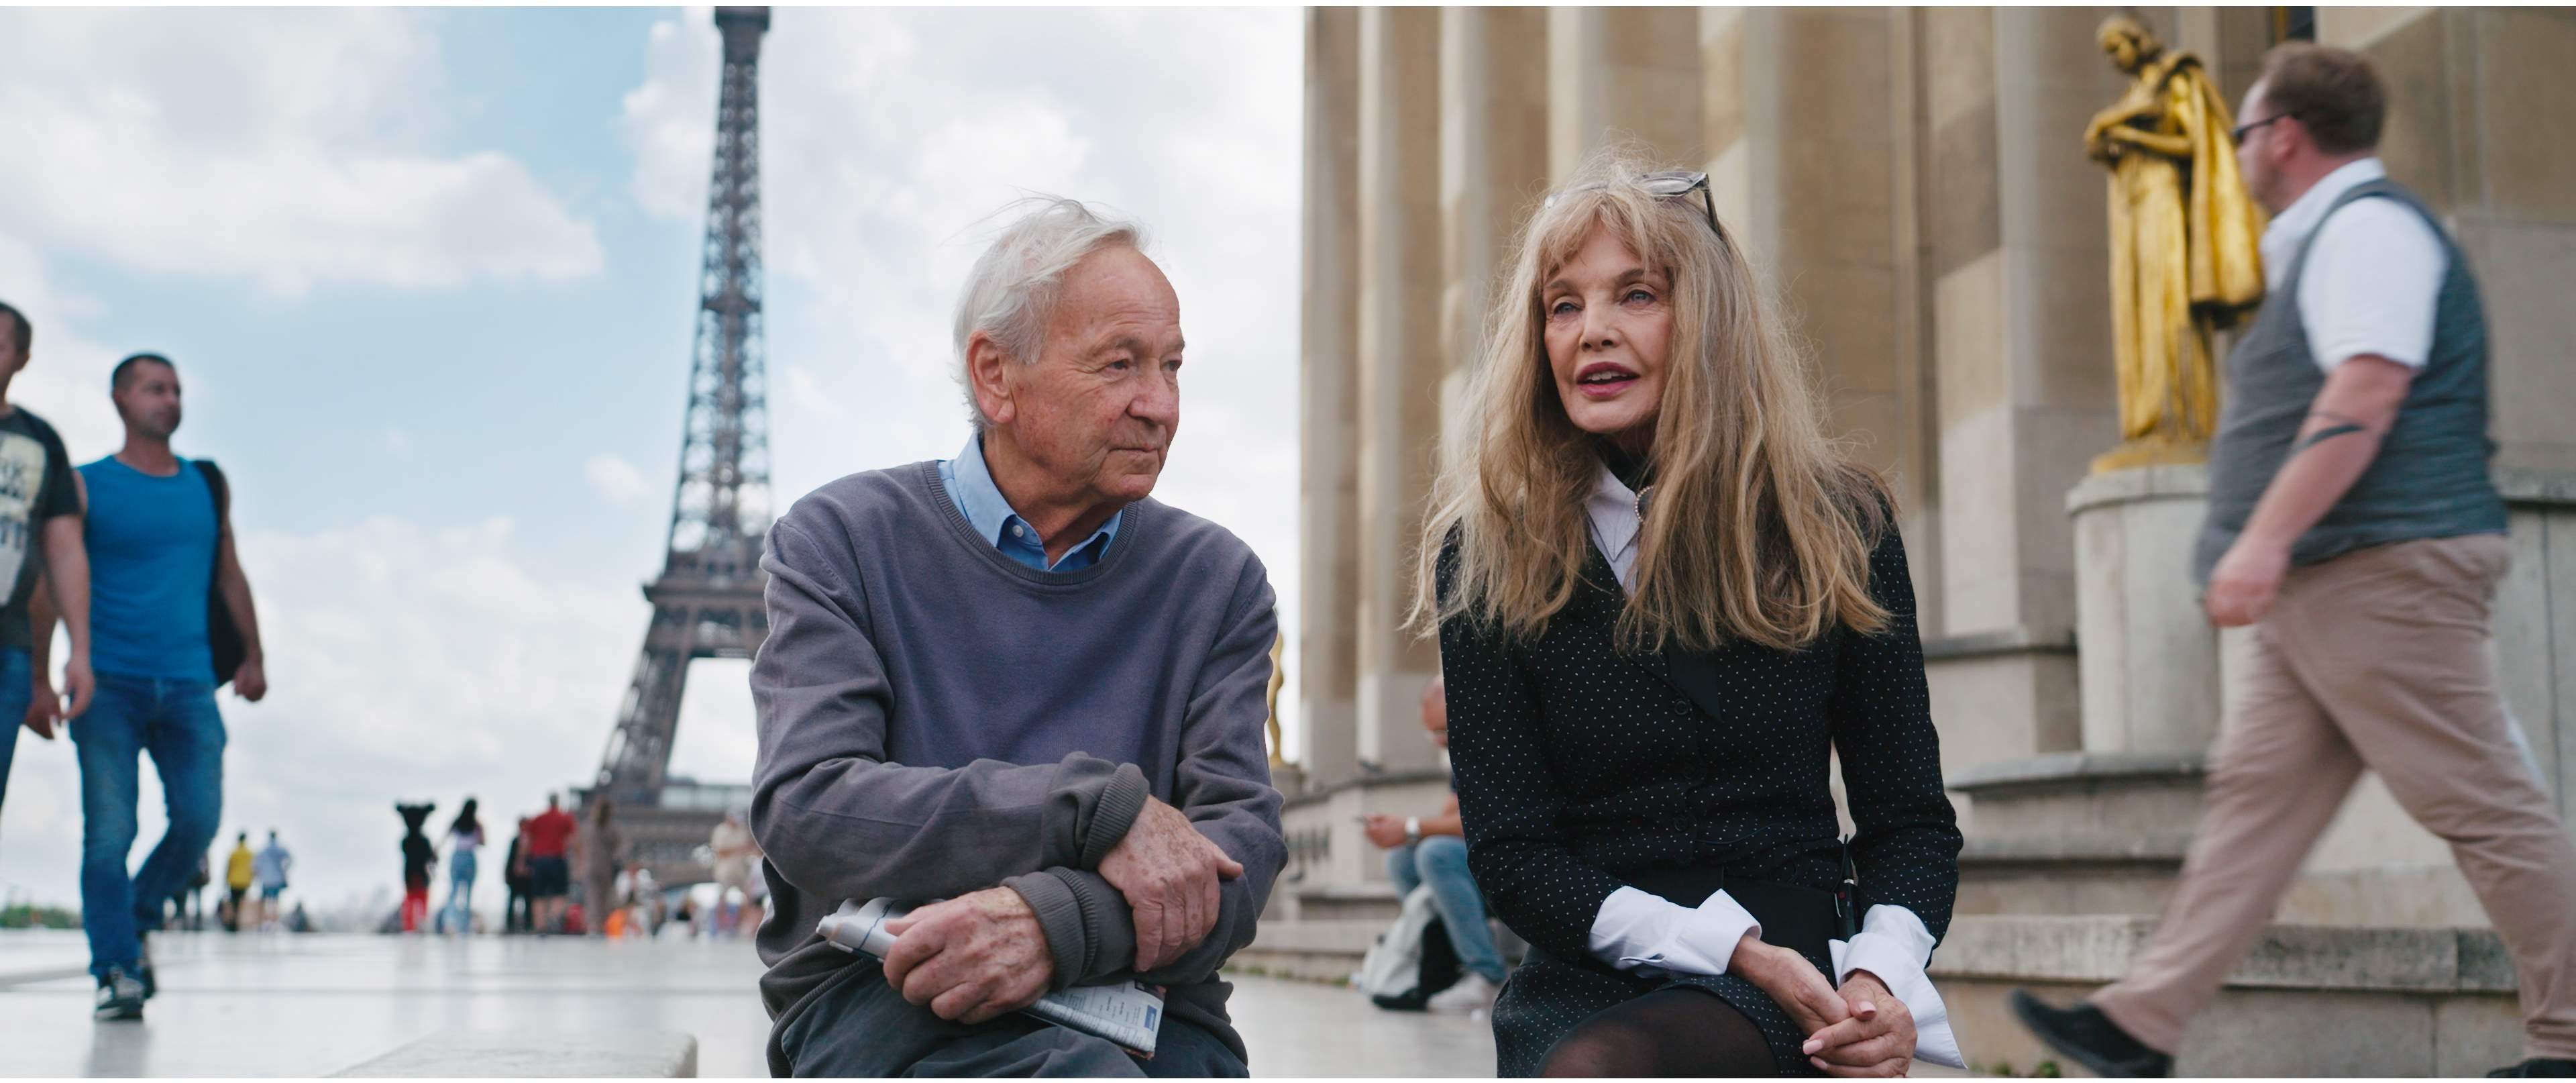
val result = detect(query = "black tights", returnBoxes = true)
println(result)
[1538,988,1778,1077]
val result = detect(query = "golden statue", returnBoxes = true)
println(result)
[2083,15,2267,474]
[1264,633,1287,766]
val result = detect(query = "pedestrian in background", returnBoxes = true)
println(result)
[47,352,268,1021]
[252,829,290,932]
[503,815,533,934]
[522,796,577,934]
[396,802,437,933]
[576,796,621,939]
[0,299,93,839]
[439,798,484,935]
[223,831,253,933]
[2012,43,2576,1080]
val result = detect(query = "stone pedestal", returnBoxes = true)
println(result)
[2068,464,2220,755]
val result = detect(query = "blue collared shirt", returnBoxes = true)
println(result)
[937,435,1122,572]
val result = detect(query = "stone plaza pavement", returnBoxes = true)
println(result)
[0,929,1497,1077]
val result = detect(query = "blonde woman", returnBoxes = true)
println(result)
[1415,156,1964,1078]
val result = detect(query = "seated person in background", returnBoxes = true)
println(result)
[1364,676,1510,1013]
[749,196,1286,1078]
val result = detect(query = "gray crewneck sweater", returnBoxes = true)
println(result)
[749,460,1285,1069]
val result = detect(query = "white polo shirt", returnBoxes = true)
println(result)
[2259,158,2449,372]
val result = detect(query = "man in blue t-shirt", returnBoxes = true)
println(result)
[0,301,95,834]
[34,352,266,1022]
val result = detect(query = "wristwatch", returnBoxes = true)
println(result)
[1403,817,1422,847]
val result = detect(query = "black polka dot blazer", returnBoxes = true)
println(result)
[1435,521,1963,966]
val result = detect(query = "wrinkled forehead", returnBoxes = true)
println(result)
[1059,247,1183,337]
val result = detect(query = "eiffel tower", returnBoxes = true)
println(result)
[586,5,774,886]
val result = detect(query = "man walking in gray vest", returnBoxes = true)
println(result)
[2013,43,2576,1079]
[749,197,1284,1076]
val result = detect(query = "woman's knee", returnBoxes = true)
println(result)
[1538,1022,1660,1078]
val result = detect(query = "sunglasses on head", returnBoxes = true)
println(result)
[1544,170,1727,243]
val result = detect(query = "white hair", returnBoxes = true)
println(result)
[952,196,1149,427]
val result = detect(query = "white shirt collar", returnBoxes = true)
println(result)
[1586,461,1642,593]
[2261,158,2386,284]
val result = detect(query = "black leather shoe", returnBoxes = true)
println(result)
[2008,989,2173,1078]
[2489,1059,2576,1077]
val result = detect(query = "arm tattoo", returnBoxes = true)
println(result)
[2291,410,2374,455]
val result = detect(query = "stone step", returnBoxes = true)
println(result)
[1232,918,1385,984]
[1948,751,2205,917]
[1286,882,1403,923]
[1234,915,1532,986]
[1932,914,2523,1076]
[1950,750,2208,841]
[1240,911,2530,1075]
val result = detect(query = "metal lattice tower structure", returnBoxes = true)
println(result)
[594,6,775,809]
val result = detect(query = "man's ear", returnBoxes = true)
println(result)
[965,331,1016,428]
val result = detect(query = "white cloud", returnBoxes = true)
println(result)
[0,231,136,454]
[586,454,649,505]
[619,7,1307,744]
[782,364,848,421]
[0,9,601,296]
[0,515,666,915]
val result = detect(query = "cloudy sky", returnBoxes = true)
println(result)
[0,7,1304,917]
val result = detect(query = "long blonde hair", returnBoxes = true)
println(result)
[1411,152,1890,654]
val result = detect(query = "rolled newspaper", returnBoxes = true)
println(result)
[817,897,1166,1058]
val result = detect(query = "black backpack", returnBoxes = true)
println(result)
[194,460,246,686]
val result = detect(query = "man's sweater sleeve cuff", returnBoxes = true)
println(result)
[1079,764,1150,869]
[1005,870,1091,991]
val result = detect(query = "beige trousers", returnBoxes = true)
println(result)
[2093,534,2576,1060]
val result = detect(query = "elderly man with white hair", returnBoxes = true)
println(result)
[749,197,1285,1077]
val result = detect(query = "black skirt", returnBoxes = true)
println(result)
[1493,945,1831,1078]
[1492,868,1843,1078]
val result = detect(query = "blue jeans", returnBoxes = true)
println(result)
[72,674,225,978]
[1387,835,1507,984]
[440,851,478,931]
[0,648,33,820]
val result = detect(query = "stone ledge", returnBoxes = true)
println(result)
[1960,833,2193,862]
[331,1029,698,1078]
[2063,464,2576,512]
[2065,462,2212,515]
[1920,625,2078,662]
[1931,914,2516,994]
[1245,919,1389,954]
[2497,465,2576,506]
[1281,768,1452,809]
[1292,881,1400,902]
[1244,913,2520,998]
[1949,750,2206,792]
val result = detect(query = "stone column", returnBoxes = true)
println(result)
[1548,7,1703,183]
[1297,7,1362,791]
[1353,6,1444,775]
[1698,9,1941,633]
[1912,8,2132,772]
[1438,7,1549,444]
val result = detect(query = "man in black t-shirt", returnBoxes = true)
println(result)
[0,300,93,828]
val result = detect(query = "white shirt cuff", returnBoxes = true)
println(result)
[1829,905,1965,1069]
[1586,885,1760,979]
